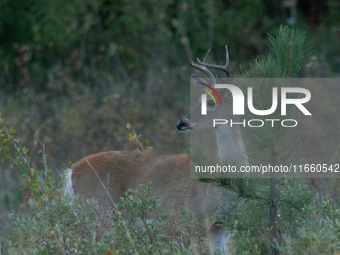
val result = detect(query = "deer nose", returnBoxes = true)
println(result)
[176,120,188,130]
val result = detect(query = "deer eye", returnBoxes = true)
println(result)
[208,100,215,106]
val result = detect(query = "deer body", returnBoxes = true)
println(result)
[65,151,233,219]
[63,46,247,254]
[64,151,235,253]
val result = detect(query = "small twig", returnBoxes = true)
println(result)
[144,220,153,244]
[12,140,30,168]
[39,172,47,194]
[86,160,139,255]
[35,138,48,193]
[40,142,60,192]
[3,125,35,169]
[132,128,145,151]
[42,143,48,174]
[105,169,110,206]
[143,219,153,255]
[7,156,18,167]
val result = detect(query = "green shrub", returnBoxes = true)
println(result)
[111,183,216,254]
[281,195,340,254]
[1,183,217,255]
[3,195,112,254]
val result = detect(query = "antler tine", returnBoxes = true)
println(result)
[196,45,230,77]
[203,48,211,63]
[190,59,216,86]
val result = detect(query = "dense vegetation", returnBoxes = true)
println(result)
[1,0,339,163]
[1,0,340,254]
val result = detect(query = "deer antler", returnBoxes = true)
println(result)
[196,45,230,77]
[190,59,216,86]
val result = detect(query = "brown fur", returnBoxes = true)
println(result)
[71,151,233,220]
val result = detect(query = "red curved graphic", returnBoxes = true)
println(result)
[197,82,223,106]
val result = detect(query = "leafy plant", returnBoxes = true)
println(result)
[2,183,217,255]
[0,114,60,206]
[127,123,154,152]
[3,195,113,254]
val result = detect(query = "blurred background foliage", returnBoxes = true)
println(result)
[0,0,340,230]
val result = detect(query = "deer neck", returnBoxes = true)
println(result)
[214,123,248,166]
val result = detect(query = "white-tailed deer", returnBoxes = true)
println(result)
[63,46,248,254]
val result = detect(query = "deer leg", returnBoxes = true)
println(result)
[208,225,230,254]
